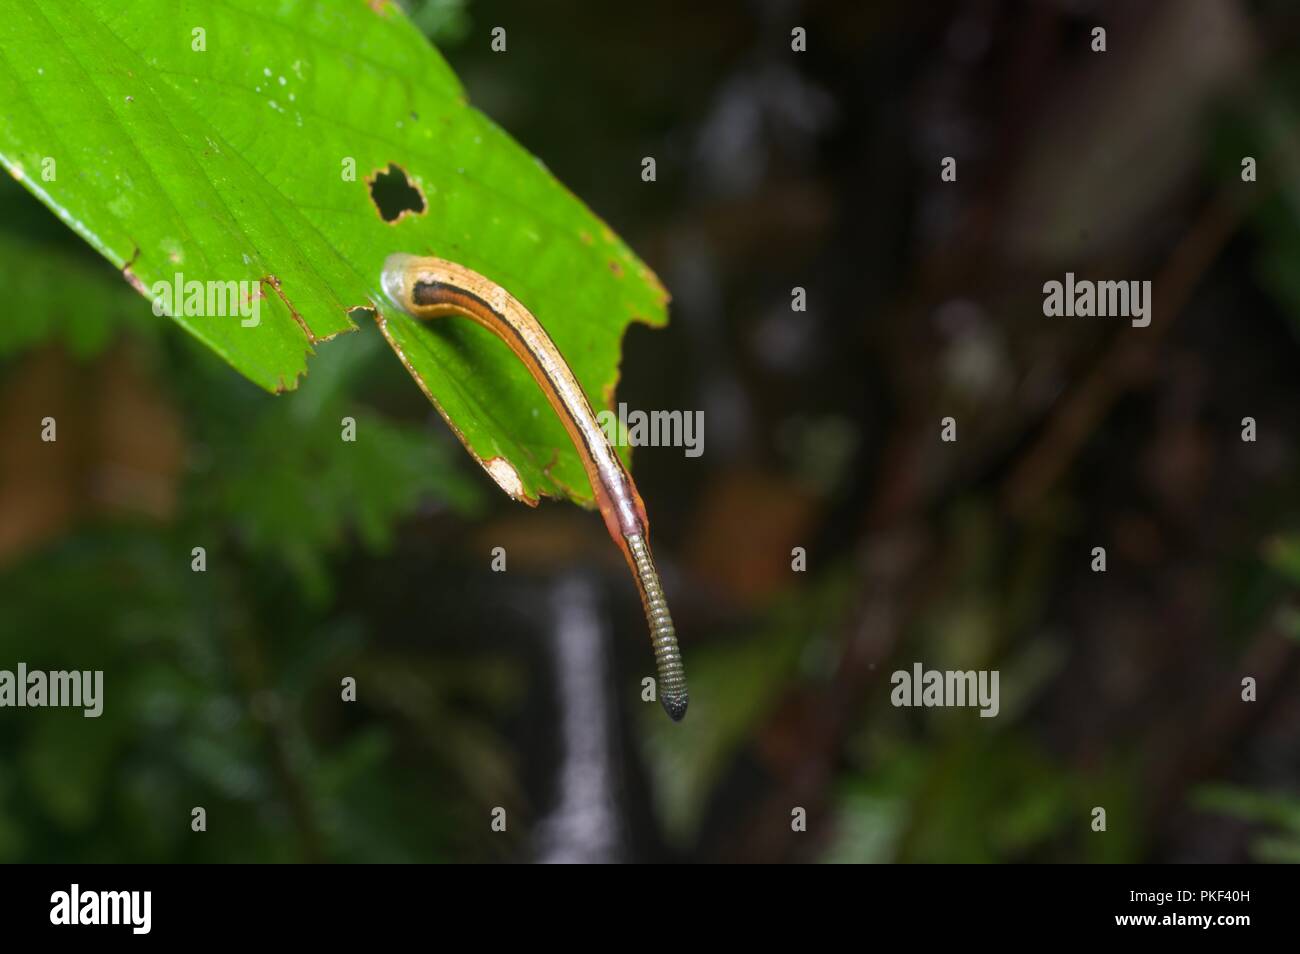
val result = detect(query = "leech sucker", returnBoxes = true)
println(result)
[381,253,688,721]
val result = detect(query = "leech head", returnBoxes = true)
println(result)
[381,252,421,312]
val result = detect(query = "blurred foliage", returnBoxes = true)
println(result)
[642,571,854,842]
[403,0,473,44]
[0,166,500,860]
[1194,785,1300,863]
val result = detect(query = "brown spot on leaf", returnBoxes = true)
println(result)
[122,269,148,297]
[640,265,671,306]
[261,274,320,343]
[484,457,526,499]
[120,249,148,297]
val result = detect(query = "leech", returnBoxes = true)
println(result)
[380,253,688,721]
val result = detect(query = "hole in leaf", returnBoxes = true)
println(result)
[367,163,426,222]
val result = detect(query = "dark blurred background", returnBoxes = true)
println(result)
[1,0,1298,863]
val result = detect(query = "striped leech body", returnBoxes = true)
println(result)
[381,253,688,721]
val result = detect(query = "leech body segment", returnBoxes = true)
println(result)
[380,253,688,721]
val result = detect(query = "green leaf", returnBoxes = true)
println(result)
[0,0,667,506]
